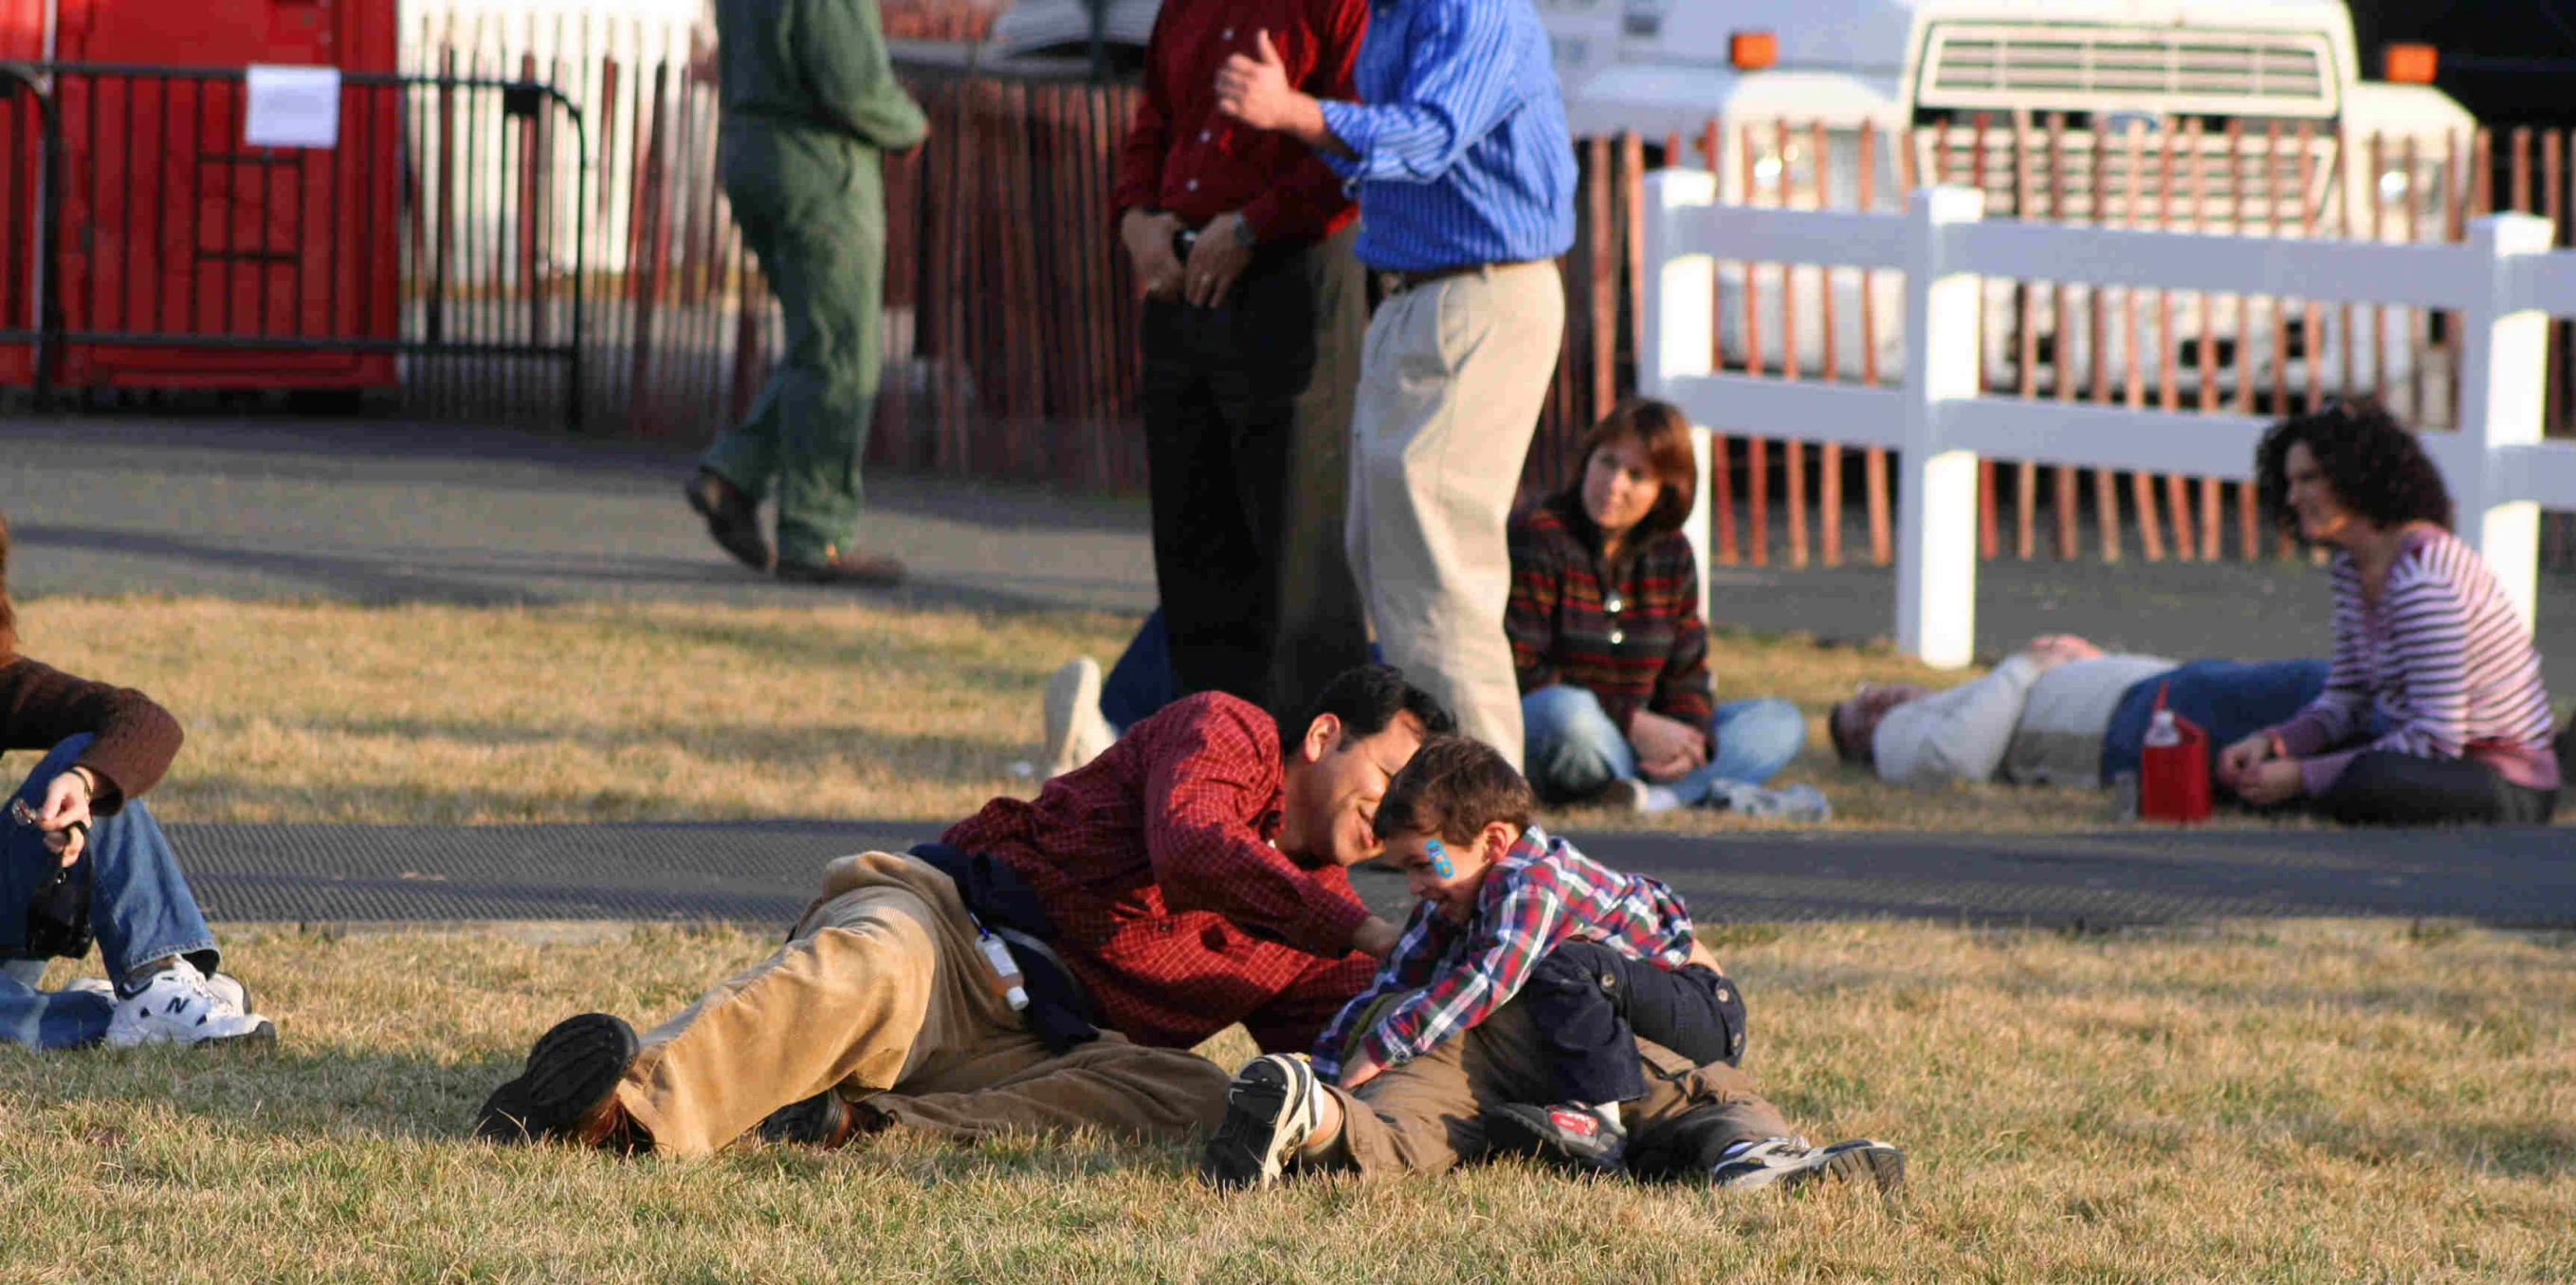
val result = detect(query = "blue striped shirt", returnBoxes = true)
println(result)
[1315,0,1576,272]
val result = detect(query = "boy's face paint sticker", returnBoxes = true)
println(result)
[1426,837,1455,879]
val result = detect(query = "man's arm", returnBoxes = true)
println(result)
[1233,0,1368,238]
[1142,707,1373,956]
[797,0,928,151]
[1219,2,1531,184]
[1874,654,2046,787]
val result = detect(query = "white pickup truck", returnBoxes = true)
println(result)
[1542,0,2477,397]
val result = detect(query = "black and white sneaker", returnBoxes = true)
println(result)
[1197,1054,1321,1190]
[473,1013,641,1147]
[103,959,275,1048]
[1483,1102,1627,1174]
[1711,1136,1906,1194]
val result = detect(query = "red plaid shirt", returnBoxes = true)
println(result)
[942,692,1377,1049]
[1311,826,1695,1078]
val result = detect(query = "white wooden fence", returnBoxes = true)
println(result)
[1644,172,2576,669]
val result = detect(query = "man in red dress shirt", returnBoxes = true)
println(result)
[1113,0,1373,723]
[475,667,1450,1157]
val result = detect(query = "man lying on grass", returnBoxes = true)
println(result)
[474,666,1450,1155]
[1199,735,1903,1191]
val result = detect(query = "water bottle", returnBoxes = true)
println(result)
[974,922,1031,1012]
[2136,686,2212,824]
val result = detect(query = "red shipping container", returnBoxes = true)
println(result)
[0,0,400,392]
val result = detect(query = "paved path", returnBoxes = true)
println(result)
[10,413,2574,931]
[168,820,2576,931]
[12,412,2575,684]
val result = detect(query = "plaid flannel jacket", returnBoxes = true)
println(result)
[1310,825,1695,1078]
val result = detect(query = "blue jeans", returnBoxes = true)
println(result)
[1,736,220,1049]
[1522,686,1808,805]
[2100,659,2331,789]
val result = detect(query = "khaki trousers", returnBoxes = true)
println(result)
[1313,995,1794,1179]
[1346,260,1567,771]
[613,852,1232,1156]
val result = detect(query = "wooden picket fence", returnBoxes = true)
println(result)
[407,17,2576,568]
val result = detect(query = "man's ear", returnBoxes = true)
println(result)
[1301,712,1344,764]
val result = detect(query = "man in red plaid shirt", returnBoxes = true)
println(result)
[477,666,1452,1158]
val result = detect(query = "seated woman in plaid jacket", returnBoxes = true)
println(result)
[1507,398,1810,815]
[1198,735,1902,1191]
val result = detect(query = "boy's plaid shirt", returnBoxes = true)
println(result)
[1310,826,1696,1079]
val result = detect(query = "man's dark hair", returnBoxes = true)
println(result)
[1279,664,1456,755]
[1827,700,1867,766]
[2256,398,2454,538]
[1372,735,1534,846]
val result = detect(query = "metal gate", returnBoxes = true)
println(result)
[0,62,587,426]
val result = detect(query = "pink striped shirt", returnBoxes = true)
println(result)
[2271,527,2559,794]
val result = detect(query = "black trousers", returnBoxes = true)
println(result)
[2315,751,2559,826]
[1520,939,1749,1107]
[1140,224,1370,719]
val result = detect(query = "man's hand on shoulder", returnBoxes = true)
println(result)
[1350,915,1403,960]
[1216,31,1348,156]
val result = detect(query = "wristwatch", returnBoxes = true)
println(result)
[1230,215,1257,248]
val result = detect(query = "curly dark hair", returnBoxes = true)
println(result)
[2255,399,2453,539]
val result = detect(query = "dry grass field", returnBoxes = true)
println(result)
[6,595,2474,834]
[4,919,2570,1281]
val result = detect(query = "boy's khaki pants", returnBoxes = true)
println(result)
[612,852,1233,1155]
[1313,995,1796,1179]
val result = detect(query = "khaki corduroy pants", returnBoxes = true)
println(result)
[612,852,1233,1155]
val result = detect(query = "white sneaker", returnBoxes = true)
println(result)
[1042,657,1119,779]
[105,958,275,1048]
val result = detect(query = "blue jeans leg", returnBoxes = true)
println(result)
[2101,659,2332,788]
[1098,609,1180,735]
[2,736,219,994]
[1661,698,1809,804]
[1521,686,1638,803]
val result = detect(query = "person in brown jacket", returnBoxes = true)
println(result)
[0,515,272,1049]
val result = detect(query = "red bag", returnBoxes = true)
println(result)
[2137,682,2212,824]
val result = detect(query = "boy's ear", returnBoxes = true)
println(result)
[1480,820,1518,861]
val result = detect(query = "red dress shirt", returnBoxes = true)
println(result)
[941,691,1377,1049]
[1111,0,1368,240]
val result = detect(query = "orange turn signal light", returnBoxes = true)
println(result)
[2384,43,2439,84]
[1731,30,1779,71]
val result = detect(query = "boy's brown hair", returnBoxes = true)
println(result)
[1373,735,1535,847]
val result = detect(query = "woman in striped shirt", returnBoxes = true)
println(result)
[2220,402,2564,825]
[1505,399,1806,814]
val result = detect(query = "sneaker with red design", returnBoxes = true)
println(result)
[1482,1101,1627,1174]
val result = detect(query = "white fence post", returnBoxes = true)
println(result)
[1640,169,1721,622]
[2454,213,2555,633]
[1896,187,1986,670]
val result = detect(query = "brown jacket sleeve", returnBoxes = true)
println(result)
[0,656,185,813]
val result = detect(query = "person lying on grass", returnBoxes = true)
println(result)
[1197,734,1903,1191]
[475,666,1451,1156]
[1828,633,2327,798]
[0,513,275,1051]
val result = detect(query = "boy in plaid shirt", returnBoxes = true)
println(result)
[1200,736,1903,1190]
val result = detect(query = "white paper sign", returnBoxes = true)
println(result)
[244,64,342,149]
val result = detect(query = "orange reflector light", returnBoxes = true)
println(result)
[2384,43,2439,84]
[1731,30,1779,71]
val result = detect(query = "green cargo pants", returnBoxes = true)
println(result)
[702,121,888,565]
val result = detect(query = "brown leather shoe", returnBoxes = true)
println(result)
[776,544,906,587]
[472,1012,651,1153]
[684,468,773,573]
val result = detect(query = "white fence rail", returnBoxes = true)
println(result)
[1644,172,2576,669]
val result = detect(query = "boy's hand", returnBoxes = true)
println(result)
[1339,1056,1383,1091]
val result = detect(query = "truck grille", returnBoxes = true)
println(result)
[1915,124,2346,229]
[1919,25,2338,119]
